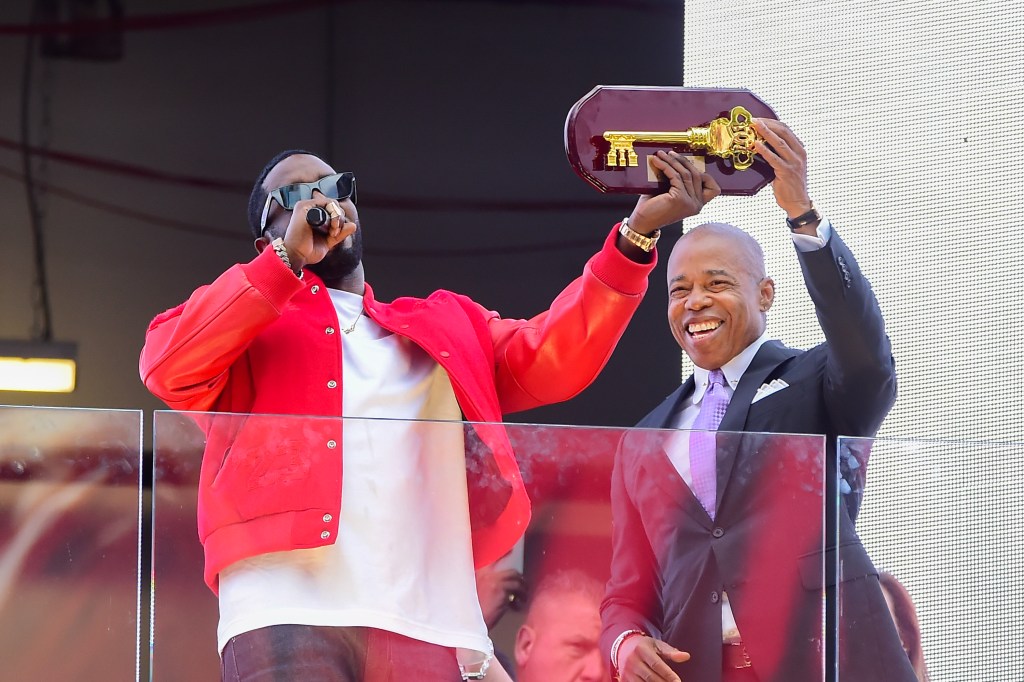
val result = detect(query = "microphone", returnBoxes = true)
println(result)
[306,206,329,228]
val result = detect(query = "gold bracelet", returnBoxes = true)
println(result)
[618,218,660,252]
[271,238,303,279]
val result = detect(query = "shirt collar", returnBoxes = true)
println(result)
[327,286,365,319]
[691,332,771,404]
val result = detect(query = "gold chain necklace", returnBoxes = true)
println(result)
[341,312,361,334]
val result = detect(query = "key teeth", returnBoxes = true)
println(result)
[605,140,638,169]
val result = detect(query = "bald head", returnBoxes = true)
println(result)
[523,569,603,627]
[674,222,767,281]
[515,570,606,682]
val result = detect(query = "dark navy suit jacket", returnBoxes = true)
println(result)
[601,231,918,682]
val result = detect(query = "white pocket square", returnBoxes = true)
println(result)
[752,379,789,403]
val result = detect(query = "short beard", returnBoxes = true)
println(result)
[307,224,363,283]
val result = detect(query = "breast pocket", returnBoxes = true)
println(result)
[748,381,823,430]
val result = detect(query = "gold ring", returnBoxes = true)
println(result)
[326,201,342,218]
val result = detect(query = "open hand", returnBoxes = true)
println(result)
[617,635,691,682]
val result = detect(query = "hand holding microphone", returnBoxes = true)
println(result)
[282,199,355,270]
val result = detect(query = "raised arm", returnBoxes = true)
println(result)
[491,153,721,413]
[753,118,896,436]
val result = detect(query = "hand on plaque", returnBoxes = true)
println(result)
[627,150,721,235]
[751,118,813,218]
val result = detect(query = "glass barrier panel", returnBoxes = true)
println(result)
[151,411,216,679]
[152,411,824,681]
[0,405,142,682]
[837,436,1024,681]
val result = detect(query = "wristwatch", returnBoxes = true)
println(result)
[619,217,661,252]
[785,205,821,231]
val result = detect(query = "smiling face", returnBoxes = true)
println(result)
[666,223,774,370]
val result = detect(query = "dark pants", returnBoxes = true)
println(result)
[221,624,464,682]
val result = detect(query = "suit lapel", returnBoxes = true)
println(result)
[638,445,712,527]
[714,341,799,516]
[634,380,713,527]
[719,341,795,432]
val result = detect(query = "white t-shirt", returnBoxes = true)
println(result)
[217,287,491,669]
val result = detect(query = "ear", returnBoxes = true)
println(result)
[759,276,775,312]
[254,235,271,255]
[514,625,535,668]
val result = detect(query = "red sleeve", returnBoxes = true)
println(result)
[139,247,304,411]
[489,224,656,413]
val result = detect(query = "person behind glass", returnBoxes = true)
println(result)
[879,571,931,682]
[475,557,526,679]
[600,119,919,682]
[139,148,717,682]
[514,569,609,682]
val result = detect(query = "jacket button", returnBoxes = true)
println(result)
[712,527,725,538]
[311,285,320,294]
[440,351,450,358]
[711,591,720,603]
[326,327,335,335]
[327,380,337,389]
[320,530,331,540]
[322,513,332,523]
[327,440,337,449]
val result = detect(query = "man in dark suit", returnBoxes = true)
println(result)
[600,119,918,682]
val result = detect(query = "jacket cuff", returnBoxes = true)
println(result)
[240,245,307,309]
[587,223,658,296]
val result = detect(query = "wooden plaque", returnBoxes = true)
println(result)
[564,86,778,196]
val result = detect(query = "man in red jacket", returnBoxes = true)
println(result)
[140,148,718,682]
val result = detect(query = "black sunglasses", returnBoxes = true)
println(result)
[260,172,357,230]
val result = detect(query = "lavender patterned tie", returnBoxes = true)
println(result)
[689,369,729,518]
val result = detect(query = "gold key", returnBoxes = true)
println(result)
[603,105,760,170]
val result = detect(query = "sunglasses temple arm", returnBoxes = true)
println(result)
[259,193,274,231]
